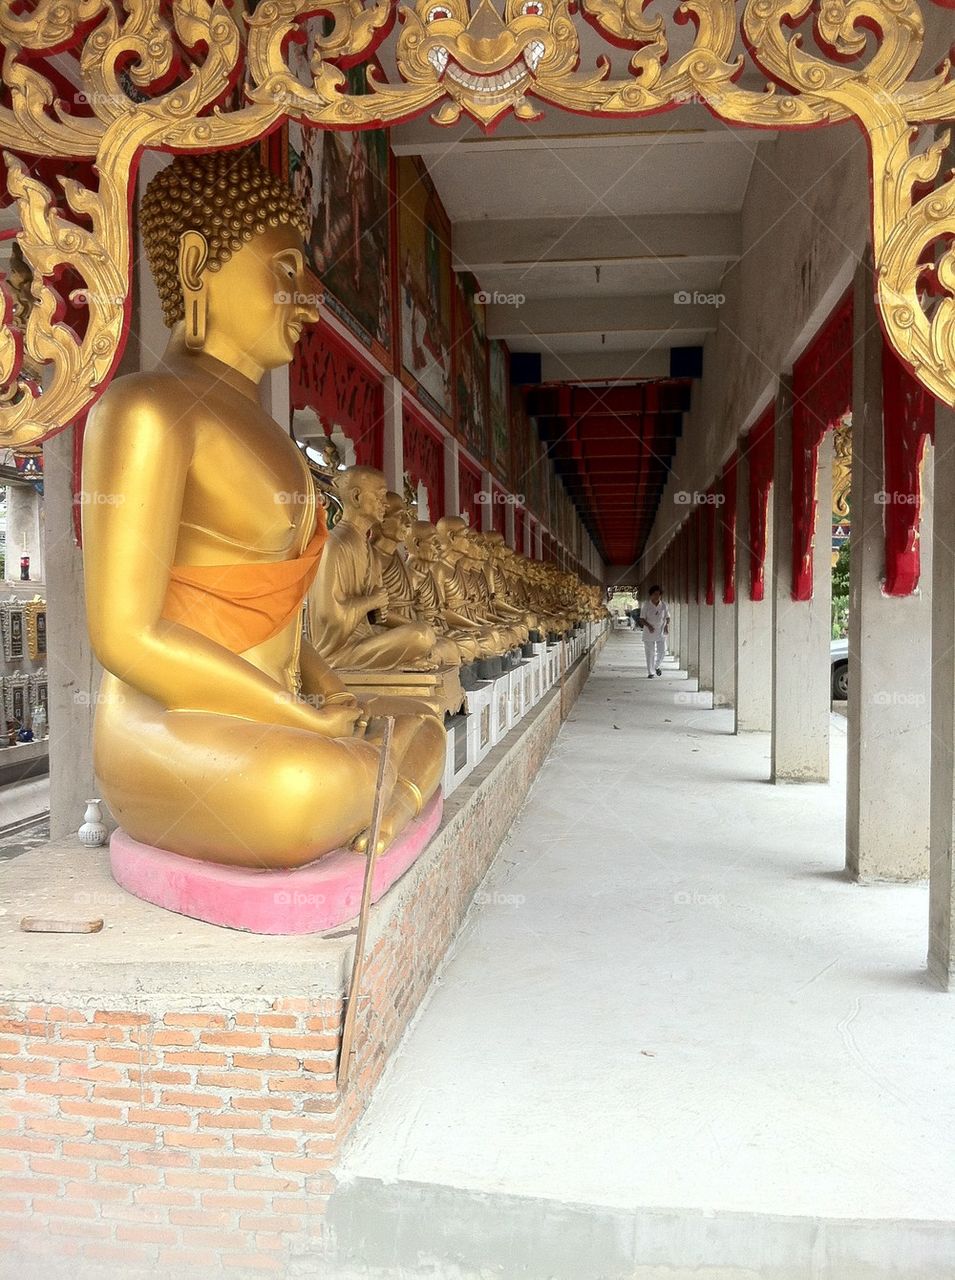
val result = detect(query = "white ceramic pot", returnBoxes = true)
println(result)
[78,799,108,848]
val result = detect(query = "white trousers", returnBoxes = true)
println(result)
[643,633,666,675]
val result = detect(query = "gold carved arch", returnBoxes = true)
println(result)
[0,0,953,449]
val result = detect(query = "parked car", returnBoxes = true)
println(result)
[831,638,848,701]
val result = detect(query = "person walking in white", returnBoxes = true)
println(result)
[640,584,669,678]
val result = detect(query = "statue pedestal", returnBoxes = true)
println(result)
[108,792,444,935]
[337,665,465,718]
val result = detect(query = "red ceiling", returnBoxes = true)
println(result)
[525,381,690,567]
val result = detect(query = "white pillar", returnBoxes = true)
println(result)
[43,426,102,839]
[480,468,493,532]
[444,436,460,520]
[771,377,832,783]
[4,483,43,584]
[382,375,403,492]
[505,501,516,550]
[734,459,774,732]
[846,257,931,881]
[929,403,955,987]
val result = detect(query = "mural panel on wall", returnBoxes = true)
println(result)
[287,33,393,364]
[488,340,510,485]
[397,156,453,424]
[454,273,490,462]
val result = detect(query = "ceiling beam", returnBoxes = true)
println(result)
[488,294,719,340]
[538,351,671,381]
[454,213,740,274]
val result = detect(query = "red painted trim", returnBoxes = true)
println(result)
[791,291,853,600]
[744,406,774,602]
[882,339,935,596]
[721,454,738,605]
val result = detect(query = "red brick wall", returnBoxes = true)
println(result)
[0,646,599,1278]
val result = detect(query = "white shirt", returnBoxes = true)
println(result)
[640,597,669,636]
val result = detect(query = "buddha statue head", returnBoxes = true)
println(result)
[140,150,321,380]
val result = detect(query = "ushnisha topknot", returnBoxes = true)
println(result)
[140,150,311,329]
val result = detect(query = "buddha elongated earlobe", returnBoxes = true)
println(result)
[178,231,210,351]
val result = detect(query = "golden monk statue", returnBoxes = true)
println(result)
[434,517,524,655]
[309,466,442,671]
[405,520,484,664]
[81,152,444,866]
[370,492,461,668]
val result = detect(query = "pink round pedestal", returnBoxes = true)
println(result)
[108,792,444,935]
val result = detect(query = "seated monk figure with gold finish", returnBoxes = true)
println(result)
[309,466,443,672]
[404,521,486,664]
[478,532,538,637]
[81,151,444,866]
[370,491,463,669]
[434,517,521,654]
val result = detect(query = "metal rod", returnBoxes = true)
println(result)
[337,715,395,1090]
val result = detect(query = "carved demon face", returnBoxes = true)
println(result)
[396,0,578,126]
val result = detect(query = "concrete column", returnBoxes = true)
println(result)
[524,515,533,558]
[698,601,715,693]
[382,375,403,492]
[43,426,102,839]
[929,403,955,987]
[771,377,832,783]
[480,469,493,532]
[734,458,774,733]
[711,524,732,711]
[668,548,682,657]
[504,501,516,550]
[4,484,43,584]
[444,436,460,519]
[686,520,702,681]
[846,257,931,881]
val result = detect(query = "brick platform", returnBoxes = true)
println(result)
[0,635,604,1279]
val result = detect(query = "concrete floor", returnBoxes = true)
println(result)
[327,633,955,1279]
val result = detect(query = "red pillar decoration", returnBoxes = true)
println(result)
[402,402,446,519]
[720,454,738,605]
[290,322,384,468]
[882,340,935,596]
[744,406,775,602]
[790,291,853,600]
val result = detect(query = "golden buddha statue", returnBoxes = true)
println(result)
[370,492,461,668]
[81,151,444,867]
[308,466,442,672]
[476,532,537,637]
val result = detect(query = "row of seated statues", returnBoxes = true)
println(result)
[80,149,608,873]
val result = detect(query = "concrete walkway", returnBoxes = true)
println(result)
[327,633,955,1280]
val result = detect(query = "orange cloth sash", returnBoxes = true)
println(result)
[161,507,327,654]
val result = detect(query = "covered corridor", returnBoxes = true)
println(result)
[328,630,955,1279]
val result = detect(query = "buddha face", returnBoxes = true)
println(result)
[409,522,442,562]
[191,223,321,374]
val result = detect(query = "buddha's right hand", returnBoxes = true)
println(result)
[308,703,364,739]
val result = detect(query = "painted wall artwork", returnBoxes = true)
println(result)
[454,272,489,462]
[287,32,393,364]
[397,155,453,423]
[488,339,510,485]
